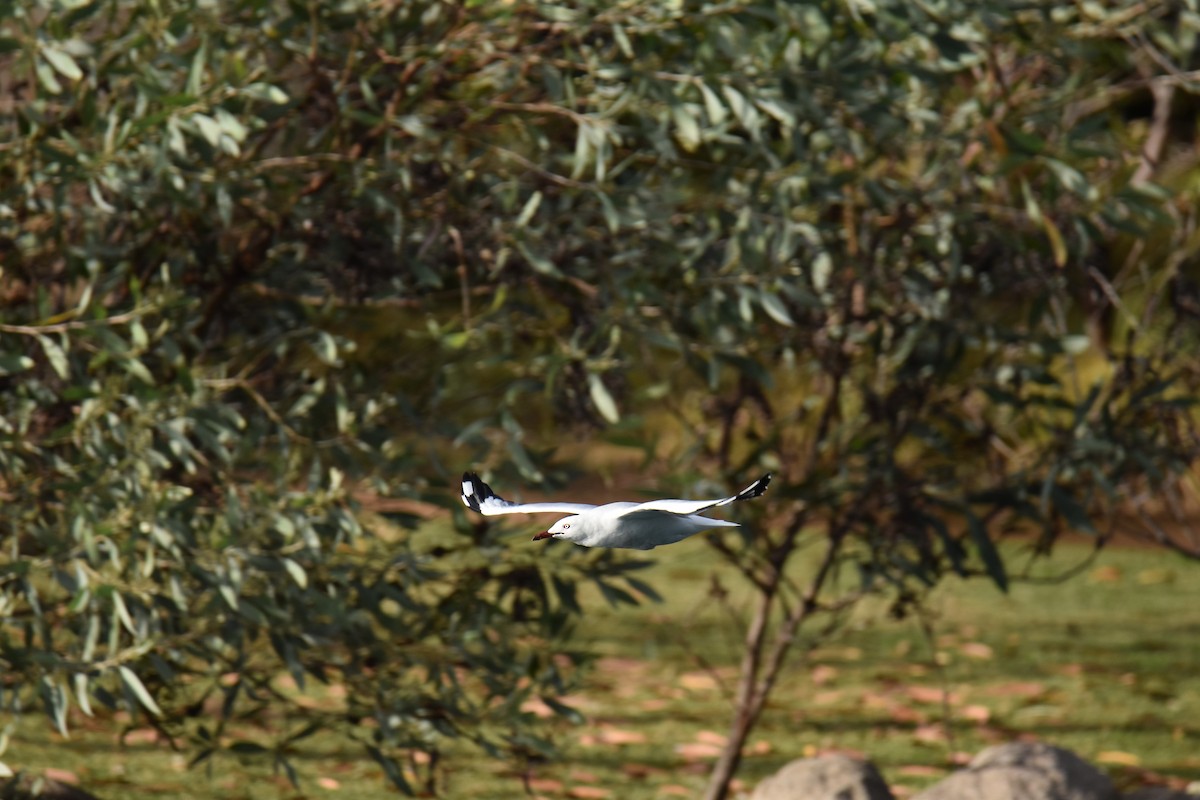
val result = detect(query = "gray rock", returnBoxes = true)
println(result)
[751,754,895,800]
[914,742,1118,800]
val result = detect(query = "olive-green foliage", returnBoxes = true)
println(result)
[1,0,1198,795]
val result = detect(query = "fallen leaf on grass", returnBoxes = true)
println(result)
[317,777,340,790]
[44,769,79,785]
[1096,751,1141,766]
[599,727,648,745]
[906,686,946,705]
[597,657,649,675]
[888,704,926,724]
[639,698,669,711]
[121,728,160,745]
[568,787,611,799]
[679,672,719,691]
[913,724,947,744]
[746,740,772,756]
[675,742,723,760]
[522,698,556,718]
[1089,565,1122,583]
[658,786,691,797]
[810,665,839,685]
[695,730,728,746]
[907,686,964,705]
[896,765,945,777]
[983,681,1044,698]
[862,691,892,709]
[528,778,564,792]
[960,705,991,724]
[569,770,600,783]
[812,690,843,705]
[960,642,994,660]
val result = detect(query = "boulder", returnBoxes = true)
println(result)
[914,742,1118,800]
[751,754,895,800]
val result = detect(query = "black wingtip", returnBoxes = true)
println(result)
[736,473,771,502]
[461,471,494,514]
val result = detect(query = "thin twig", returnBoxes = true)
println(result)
[0,307,150,336]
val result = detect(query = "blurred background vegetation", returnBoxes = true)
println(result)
[2,0,1200,798]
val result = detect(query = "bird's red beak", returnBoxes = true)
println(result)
[532,531,553,541]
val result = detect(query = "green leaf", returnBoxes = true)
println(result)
[540,695,584,724]
[756,98,795,130]
[515,240,561,277]
[242,82,290,104]
[74,673,93,718]
[698,81,727,125]
[671,105,702,152]
[215,108,248,143]
[123,357,155,385]
[588,373,620,424]
[612,23,633,58]
[1049,486,1096,534]
[967,513,1007,592]
[1060,334,1090,355]
[0,354,34,376]
[35,60,63,93]
[313,331,338,365]
[758,290,794,326]
[193,113,222,146]
[515,190,542,228]
[366,746,412,793]
[41,45,83,80]
[40,677,70,737]
[36,335,69,379]
[1041,216,1068,267]
[118,666,162,717]
[111,590,136,634]
[282,558,308,589]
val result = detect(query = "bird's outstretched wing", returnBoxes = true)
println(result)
[624,473,771,516]
[461,472,597,516]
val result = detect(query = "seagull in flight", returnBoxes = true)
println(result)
[460,472,771,550]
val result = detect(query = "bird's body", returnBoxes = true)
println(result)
[460,472,770,550]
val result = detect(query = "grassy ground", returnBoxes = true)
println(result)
[5,539,1199,799]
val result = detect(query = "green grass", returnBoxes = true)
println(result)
[5,540,1200,799]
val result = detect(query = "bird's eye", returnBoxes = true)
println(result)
[563,523,570,529]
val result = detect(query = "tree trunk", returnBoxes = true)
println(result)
[701,581,775,800]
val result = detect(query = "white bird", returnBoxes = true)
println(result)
[460,472,771,550]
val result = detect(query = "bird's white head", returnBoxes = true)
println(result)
[533,515,585,543]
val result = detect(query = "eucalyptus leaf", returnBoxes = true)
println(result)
[587,373,620,424]
[118,666,162,717]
